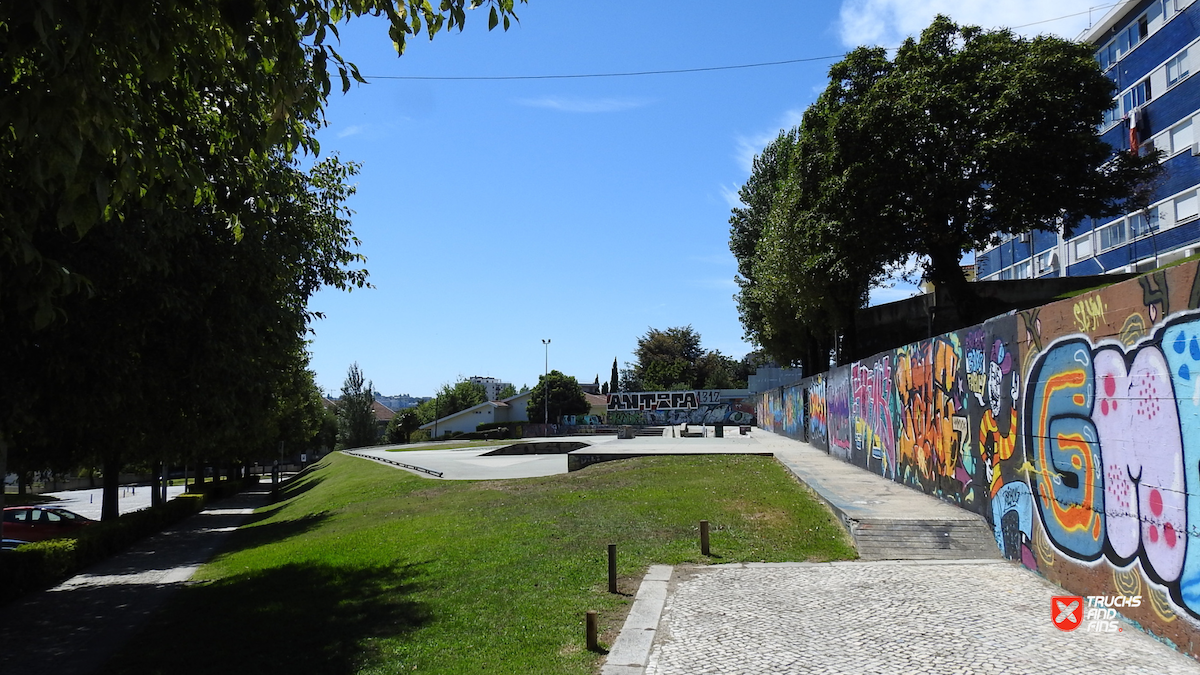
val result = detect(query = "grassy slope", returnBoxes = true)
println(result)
[104,452,855,675]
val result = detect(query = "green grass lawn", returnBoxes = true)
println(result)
[102,452,856,675]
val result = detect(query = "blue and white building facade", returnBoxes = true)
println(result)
[976,0,1200,280]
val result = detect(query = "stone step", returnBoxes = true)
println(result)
[849,518,999,561]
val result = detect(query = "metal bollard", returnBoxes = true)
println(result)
[608,544,618,594]
[700,520,711,556]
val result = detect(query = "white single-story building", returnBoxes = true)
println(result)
[419,391,534,436]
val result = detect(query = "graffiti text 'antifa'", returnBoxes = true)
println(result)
[755,259,1200,658]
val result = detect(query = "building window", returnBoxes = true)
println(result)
[1129,210,1160,237]
[1167,49,1190,85]
[1035,250,1055,275]
[1099,14,1150,70]
[1178,190,1200,223]
[1098,220,1128,251]
[1074,236,1094,262]
[1169,118,1194,155]
[1123,80,1152,114]
[1013,260,1031,279]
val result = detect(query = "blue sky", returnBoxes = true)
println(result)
[305,0,1105,398]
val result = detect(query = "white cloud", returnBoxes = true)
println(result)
[837,0,1101,48]
[719,184,744,209]
[514,96,650,113]
[337,125,364,139]
[732,108,805,175]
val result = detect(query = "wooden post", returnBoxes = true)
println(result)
[586,610,599,651]
[608,544,618,594]
[700,520,710,556]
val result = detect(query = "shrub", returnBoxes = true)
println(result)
[0,476,258,605]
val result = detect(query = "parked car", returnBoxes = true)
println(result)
[2,506,95,542]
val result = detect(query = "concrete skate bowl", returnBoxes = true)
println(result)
[481,441,590,456]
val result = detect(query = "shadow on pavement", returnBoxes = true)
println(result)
[99,560,432,675]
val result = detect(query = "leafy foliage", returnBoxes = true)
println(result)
[526,370,589,423]
[623,326,750,391]
[0,0,523,523]
[337,363,378,450]
[731,15,1163,368]
[414,380,488,424]
[384,409,422,444]
[0,0,525,328]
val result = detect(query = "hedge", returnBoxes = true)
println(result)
[1,476,259,605]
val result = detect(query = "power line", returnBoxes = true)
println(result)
[361,54,847,82]
[1009,3,1119,31]
[360,5,1120,83]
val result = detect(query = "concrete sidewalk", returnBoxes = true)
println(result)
[602,433,1200,675]
[0,487,271,675]
[755,433,999,560]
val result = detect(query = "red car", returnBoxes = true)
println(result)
[1,506,94,542]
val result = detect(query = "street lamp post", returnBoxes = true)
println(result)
[542,339,551,426]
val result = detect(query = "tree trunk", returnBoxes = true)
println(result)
[927,243,979,328]
[151,460,163,507]
[0,435,7,541]
[101,451,121,521]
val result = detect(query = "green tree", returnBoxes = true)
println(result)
[609,357,619,394]
[731,15,1163,368]
[414,379,487,424]
[497,383,518,400]
[0,0,525,532]
[526,371,589,424]
[337,363,378,450]
[3,154,369,519]
[808,16,1161,322]
[385,409,421,444]
[0,0,525,329]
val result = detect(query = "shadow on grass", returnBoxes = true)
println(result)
[275,466,327,501]
[101,560,432,675]
[222,511,332,552]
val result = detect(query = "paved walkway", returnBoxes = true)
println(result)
[0,487,271,675]
[602,432,1200,674]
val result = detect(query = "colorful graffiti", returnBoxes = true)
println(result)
[894,336,968,498]
[608,391,712,411]
[1026,318,1195,614]
[608,400,757,426]
[852,356,895,478]
[827,369,853,460]
[808,374,827,451]
[753,259,1200,656]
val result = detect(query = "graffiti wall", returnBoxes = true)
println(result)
[612,393,757,426]
[756,260,1200,657]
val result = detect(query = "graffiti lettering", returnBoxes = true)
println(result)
[1073,295,1108,333]
[852,357,896,478]
[607,391,699,411]
[895,337,964,496]
[827,370,852,459]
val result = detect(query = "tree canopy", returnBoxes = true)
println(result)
[622,326,751,391]
[415,380,488,424]
[732,15,1162,368]
[0,1,526,523]
[526,371,589,424]
[337,363,378,450]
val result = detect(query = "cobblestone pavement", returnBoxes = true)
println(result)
[634,560,1200,675]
